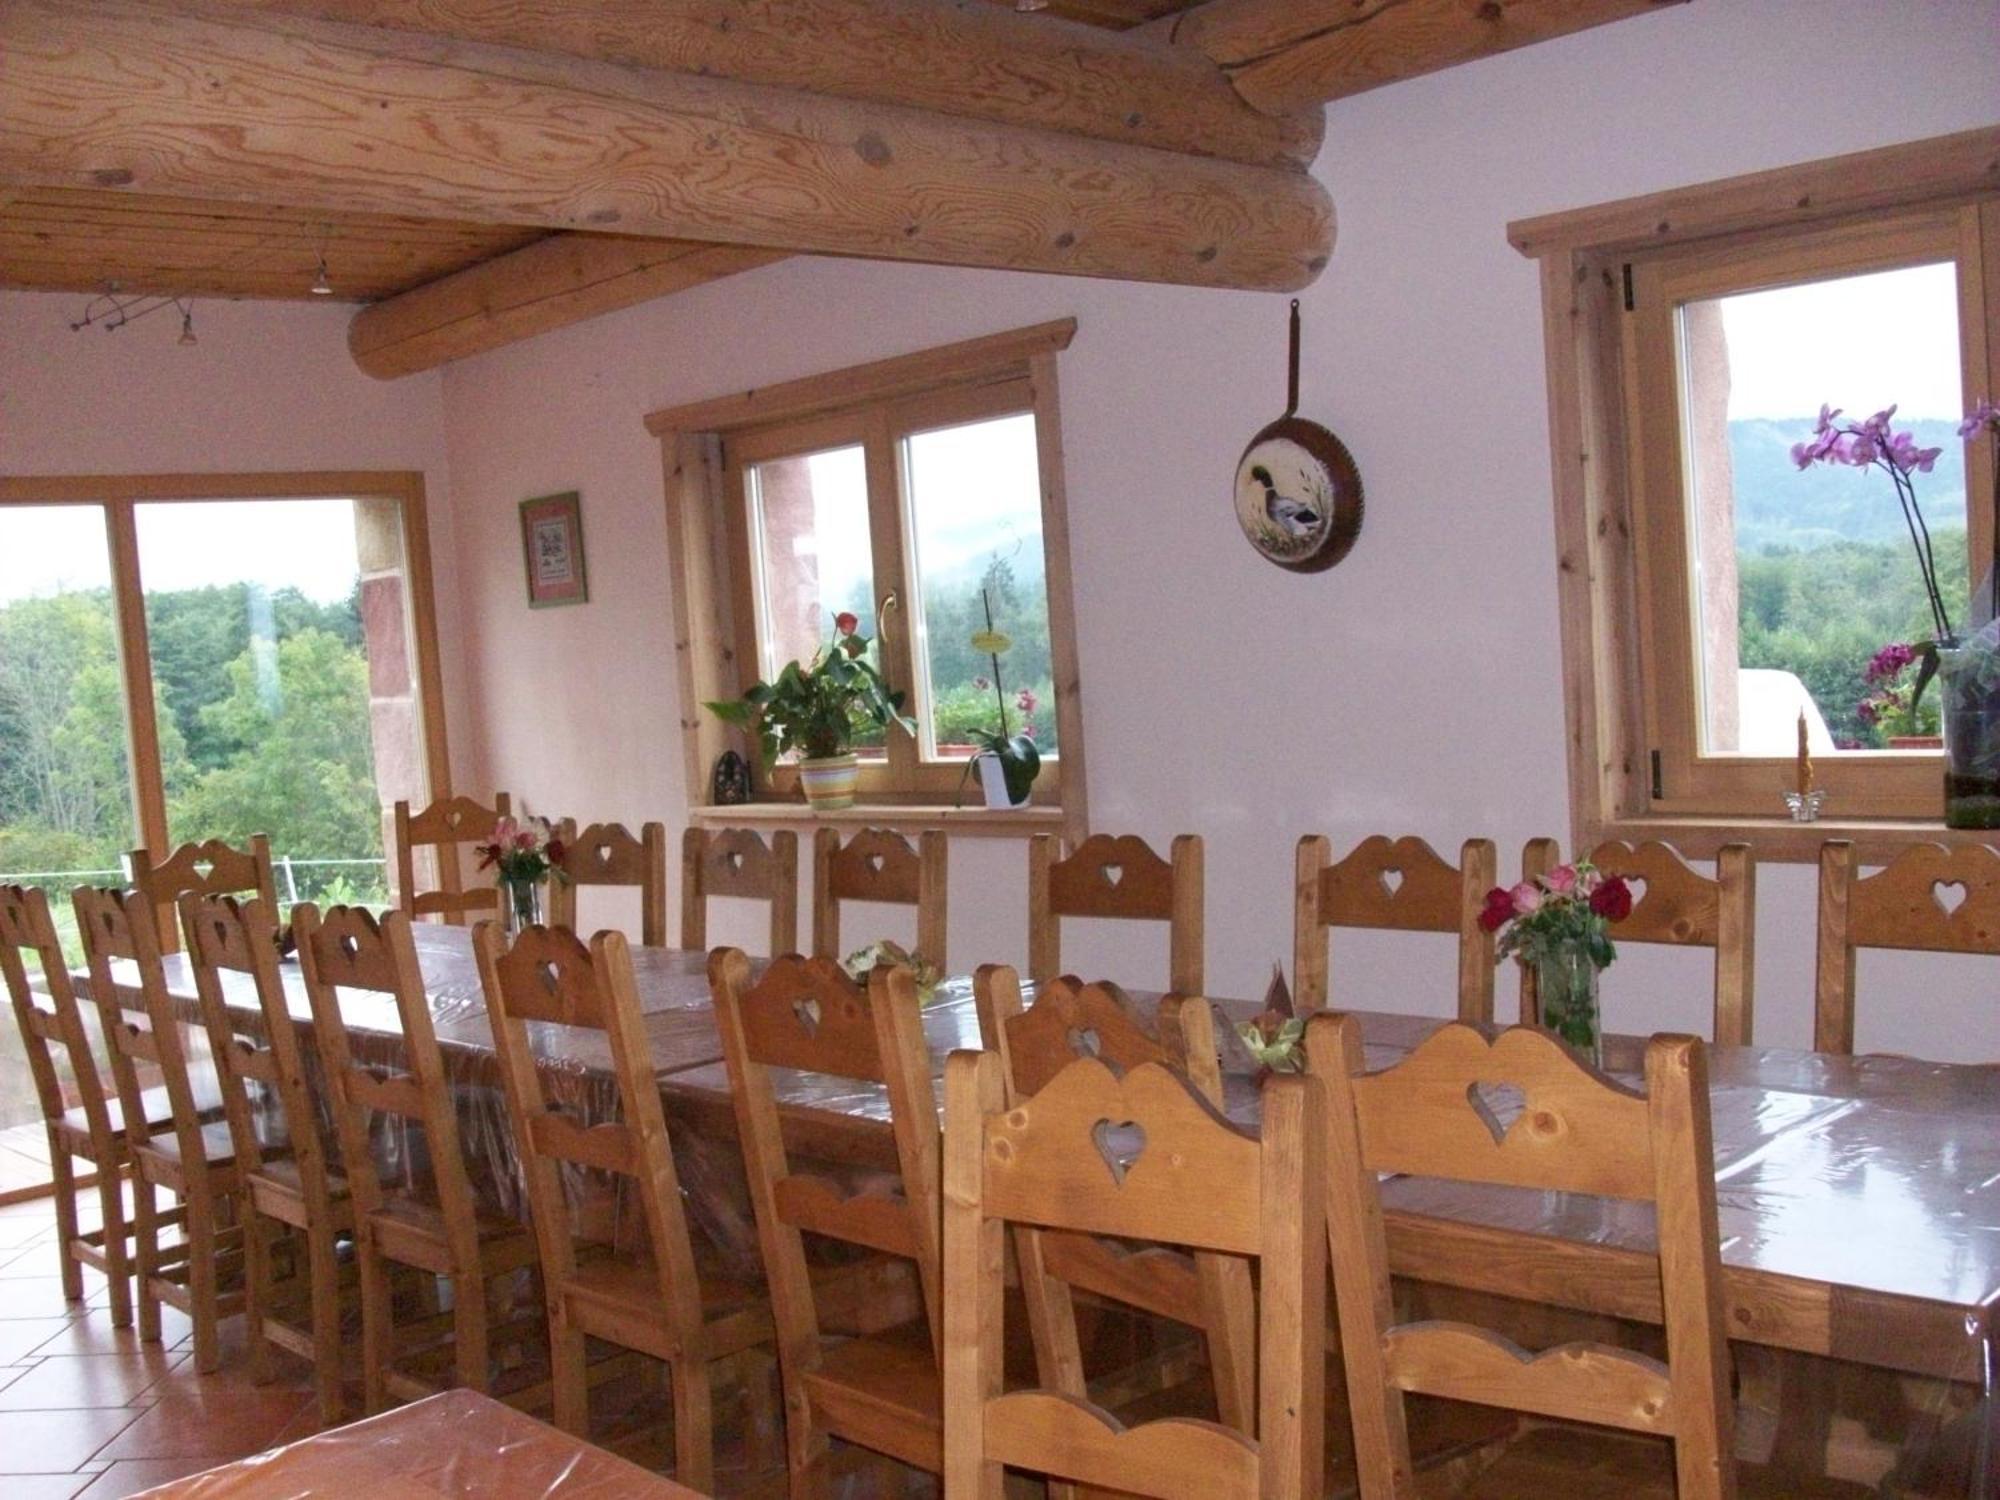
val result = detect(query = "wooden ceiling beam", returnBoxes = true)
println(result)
[1144,0,1689,113]
[214,0,1322,169]
[0,0,1333,294]
[348,234,786,378]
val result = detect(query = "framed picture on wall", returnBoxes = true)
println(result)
[519,491,588,608]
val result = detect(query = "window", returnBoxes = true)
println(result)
[1513,130,2000,854]
[649,321,1084,833]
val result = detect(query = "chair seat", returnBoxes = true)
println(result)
[562,1251,772,1360]
[246,1159,353,1228]
[802,1327,941,1473]
[132,1120,237,1176]
[364,1191,538,1276]
[59,1080,225,1147]
[1440,1424,1878,1500]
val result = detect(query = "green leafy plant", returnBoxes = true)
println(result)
[1236,1013,1305,1075]
[706,613,913,764]
[841,939,943,1005]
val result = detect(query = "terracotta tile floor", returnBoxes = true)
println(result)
[0,1192,321,1499]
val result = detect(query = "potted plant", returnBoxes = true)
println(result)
[956,590,1042,811]
[474,815,568,935]
[705,612,913,811]
[1478,860,1633,1067]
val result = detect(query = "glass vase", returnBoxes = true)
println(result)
[502,875,544,937]
[1941,640,2000,830]
[1534,950,1604,1069]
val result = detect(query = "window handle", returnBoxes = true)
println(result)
[877,592,899,644]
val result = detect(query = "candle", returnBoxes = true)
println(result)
[1796,708,1814,797]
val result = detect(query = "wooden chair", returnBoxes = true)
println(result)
[394,793,512,924]
[811,827,948,971]
[476,921,774,1491]
[710,949,944,1485]
[127,835,276,954]
[682,827,798,954]
[181,892,354,1424]
[1028,832,1203,994]
[75,884,246,1374]
[548,819,669,947]
[293,903,541,1411]
[1294,834,1499,1021]
[1520,839,1756,1047]
[0,883,136,1326]
[941,1046,1325,1500]
[1307,1016,1735,1499]
[972,964,1256,1433]
[1815,840,2000,1055]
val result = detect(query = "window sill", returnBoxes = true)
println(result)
[690,801,1070,838]
[1596,813,2000,864]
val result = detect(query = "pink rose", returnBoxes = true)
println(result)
[1509,882,1542,917]
[1541,864,1577,896]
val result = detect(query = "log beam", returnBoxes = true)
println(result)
[1145,0,1690,114]
[216,0,1322,169]
[0,0,1333,293]
[348,234,787,379]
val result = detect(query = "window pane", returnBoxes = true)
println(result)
[902,412,1058,759]
[134,498,419,909]
[0,504,130,1127]
[744,445,885,755]
[1681,262,1964,754]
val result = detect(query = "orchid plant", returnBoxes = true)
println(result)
[1856,641,1940,741]
[475,815,568,887]
[956,588,1042,806]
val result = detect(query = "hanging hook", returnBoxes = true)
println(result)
[1285,298,1302,418]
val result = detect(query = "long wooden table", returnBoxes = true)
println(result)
[80,927,1999,1391]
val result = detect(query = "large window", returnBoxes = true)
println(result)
[1515,131,2000,854]
[651,321,1085,832]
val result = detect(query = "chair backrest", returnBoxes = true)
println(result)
[394,793,512,924]
[0,884,116,1145]
[293,902,482,1253]
[73,884,212,1167]
[973,965,1219,1102]
[681,827,798,955]
[710,949,943,1361]
[1293,834,1498,1022]
[1028,833,1203,994]
[549,820,669,948]
[128,836,276,954]
[941,1048,1324,1499]
[477,921,708,1338]
[1521,838,1756,1047]
[180,893,333,1209]
[1306,1015,1734,1500]
[1815,840,2000,1055]
[812,827,948,972]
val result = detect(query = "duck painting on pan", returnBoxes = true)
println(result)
[1234,300,1363,573]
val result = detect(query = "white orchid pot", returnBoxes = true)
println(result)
[975,751,1032,810]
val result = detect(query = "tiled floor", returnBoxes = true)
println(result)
[0,1192,322,1498]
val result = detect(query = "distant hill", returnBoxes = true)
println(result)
[1729,417,1968,553]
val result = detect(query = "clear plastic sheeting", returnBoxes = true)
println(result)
[129,1388,706,1498]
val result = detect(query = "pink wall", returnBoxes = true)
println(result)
[0,291,470,790]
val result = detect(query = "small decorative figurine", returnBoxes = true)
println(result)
[711,750,751,806]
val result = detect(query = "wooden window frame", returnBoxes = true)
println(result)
[1512,127,2000,862]
[0,470,454,863]
[647,321,1088,843]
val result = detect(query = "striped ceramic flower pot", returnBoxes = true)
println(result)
[797,752,860,811]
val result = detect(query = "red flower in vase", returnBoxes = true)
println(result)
[1589,877,1634,922]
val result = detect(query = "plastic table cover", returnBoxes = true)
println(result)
[76,928,1999,1496]
[129,1388,705,1498]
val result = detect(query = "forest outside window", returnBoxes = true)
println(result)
[1514,130,2000,853]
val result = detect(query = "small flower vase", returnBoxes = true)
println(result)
[1941,638,2000,830]
[501,875,544,937]
[1534,949,1604,1069]
[975,752,1032,810]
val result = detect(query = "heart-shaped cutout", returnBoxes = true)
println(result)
[192,860,215,882]
[445,809,464,829]
[865,852,885,874]
[1934,880,1968,916]
[1624,875,1648,907]
[595,844,615,869]
[1066,1025,1101,1060]
[725,850,745,872]
[1377,866,1404,897]
[338,933,360,959]
[1091,1118,1146,1185]
[792,997,821,1037]
[1465,1081,1526,1147]
[537,960,561,994]
[1100,863,1125,889]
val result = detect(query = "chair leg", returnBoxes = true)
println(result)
[133,1170,162,1345]
[243,1214,273,1387]
[186,1190,221,1375]
[670,1354,716,1494]
[96,1158,133,1329]
[308,1229,343,1427]
[50,1146,83,1305]
[452,1271,492,1394]
[359,1243,393,1416]
[548,1308,588,1436]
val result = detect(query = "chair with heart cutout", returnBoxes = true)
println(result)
[941,1042,1325,1500]
[394,792,512,925]
[1028,832,1203,995]
[547,819,669,947]
[682,826,798,956]
[811,827,948,973]
[127,834,277,955]
[1293,834,1499,1022]
[1815,839,2000,1055]
[1520,838,1756,1047]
